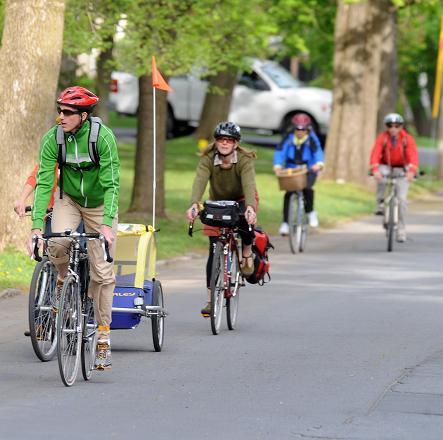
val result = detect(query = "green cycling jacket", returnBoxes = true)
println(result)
[32,120,120,230]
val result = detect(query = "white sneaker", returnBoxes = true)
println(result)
[308,211,319,228]
[396,230,407,243]
[279,222,289,236]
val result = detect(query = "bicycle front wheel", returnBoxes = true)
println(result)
[227,251,240,330]
[387,198,395,252]
[28,257,58,362]
[288,193,302,254]
[57,275,82,387]
[299,212,309,253]
[210,242,225,335]
[81,297,97,381]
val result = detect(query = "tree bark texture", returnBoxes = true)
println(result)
[324,0,393,184]
[0,0,65,250]
[195,68,238,143]
[128,74,166,219]
[377,10,397,132]
[95,35,114,124]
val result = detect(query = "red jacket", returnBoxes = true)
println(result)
[369,129,419,173]
[26,163,58,209]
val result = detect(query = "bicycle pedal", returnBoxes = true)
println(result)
[201,312,210,318]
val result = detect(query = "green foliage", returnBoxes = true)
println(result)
[0,246,36,291]
[397,1,443,110]
[64,0,129,57]
[114,0,276,78]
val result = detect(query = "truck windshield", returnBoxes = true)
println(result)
[261,63,302,89]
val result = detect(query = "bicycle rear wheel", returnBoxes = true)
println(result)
[151,280,165,352]
[28,258,58,362]
[81,297,97,381]
[57,275,82,387]
[210,242,224,335]
[227,251,240,330]
[288,193,302,254]
[387,198,395,252]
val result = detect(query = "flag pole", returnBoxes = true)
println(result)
[151,55,171,228]
[152,84,156,230]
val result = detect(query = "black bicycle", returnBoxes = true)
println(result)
[28,254,58,361]
[32,230,112,387]
[26,207,59,362]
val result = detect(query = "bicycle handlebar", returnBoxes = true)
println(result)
[32,230,113,263]
[25,206,52,214]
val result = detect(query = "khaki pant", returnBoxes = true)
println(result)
[48,190,117,332]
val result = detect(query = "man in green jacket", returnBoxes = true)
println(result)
[30,86,120,370]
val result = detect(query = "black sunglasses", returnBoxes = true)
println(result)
[387,123,402,128]
[57,107,80,116]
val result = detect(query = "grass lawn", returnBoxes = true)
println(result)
[1,135,442,291]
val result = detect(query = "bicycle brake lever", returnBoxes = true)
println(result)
[101,237,113,263]
[32,234,42,262]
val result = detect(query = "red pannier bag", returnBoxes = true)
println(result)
[245,227,273,285]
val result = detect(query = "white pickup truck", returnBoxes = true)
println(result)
[110,58,332,137]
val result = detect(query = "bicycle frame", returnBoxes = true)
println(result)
[383,171,405,230]
[213,227,242,299]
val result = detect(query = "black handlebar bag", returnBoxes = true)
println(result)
[200,200,241,228]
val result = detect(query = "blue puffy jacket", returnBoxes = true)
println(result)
[273,131,324,170]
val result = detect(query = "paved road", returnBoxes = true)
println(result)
[1,196,443,439]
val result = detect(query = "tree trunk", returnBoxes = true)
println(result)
[377,11,397,132]
[436,76,443,178]
[127,75,166,220]
[0,0,65,250]
[324,0,394,184]
[95,35,114,124]
[195,68,238,145]
[411,101,432,136]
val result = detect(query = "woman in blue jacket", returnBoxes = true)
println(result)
[273,114,324,234]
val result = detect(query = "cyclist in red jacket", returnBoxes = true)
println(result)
[369,113,419,242]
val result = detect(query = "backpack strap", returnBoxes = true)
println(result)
[88,116,102,165]
[56,125,66,199]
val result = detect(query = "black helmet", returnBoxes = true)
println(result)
[213,122,241,141]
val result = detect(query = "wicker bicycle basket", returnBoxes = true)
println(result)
[276,167,308,191]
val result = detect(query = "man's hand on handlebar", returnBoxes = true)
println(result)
[245,206,257,225]
[186,203,199,221]
[406,170,415,182]
[14,200,27,218]
[372,170,382,182]
[28,229,43,257]
[100,224,115,248]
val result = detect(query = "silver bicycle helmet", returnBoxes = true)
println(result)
[384,113,404,125]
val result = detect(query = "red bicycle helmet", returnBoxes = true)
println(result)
[291,113,312,130]
[57,86,99,109]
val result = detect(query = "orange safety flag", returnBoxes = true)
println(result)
[151,56,172,92]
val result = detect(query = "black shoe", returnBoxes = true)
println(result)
[24,330,30,337]
[374,208,383,216]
